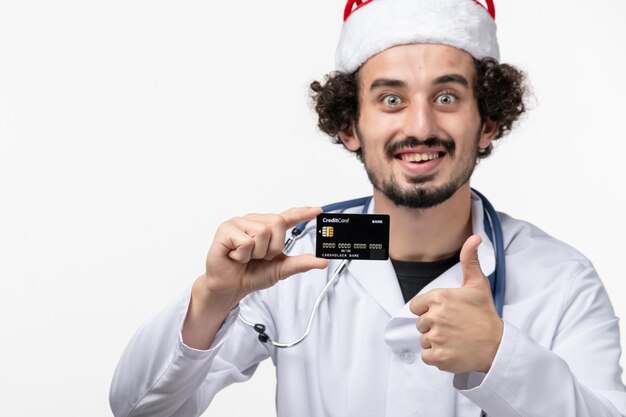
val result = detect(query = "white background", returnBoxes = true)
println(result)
[1,1,625,416]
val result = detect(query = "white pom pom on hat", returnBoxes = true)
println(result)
[335,0,500,73]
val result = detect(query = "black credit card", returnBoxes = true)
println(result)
[315,213,390,260]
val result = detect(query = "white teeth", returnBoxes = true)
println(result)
[400,152,440,162]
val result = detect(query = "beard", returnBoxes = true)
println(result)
[356,124,482,209]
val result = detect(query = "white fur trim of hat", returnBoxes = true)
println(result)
[335,0,500,73]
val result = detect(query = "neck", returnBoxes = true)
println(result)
[374,184,473,262]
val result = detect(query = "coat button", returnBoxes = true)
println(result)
[399,350,416,364]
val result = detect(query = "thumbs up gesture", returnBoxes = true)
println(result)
[409,235,504,374]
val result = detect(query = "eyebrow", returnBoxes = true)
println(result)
[369,78,407,91]
[433,74,469,88]
[368,74,470,92]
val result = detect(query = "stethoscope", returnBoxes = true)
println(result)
[238,188,505,351]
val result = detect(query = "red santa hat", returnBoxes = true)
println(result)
[335,0,499,73]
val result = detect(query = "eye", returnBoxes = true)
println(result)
[435,92,458,105]
[382,94,402,106]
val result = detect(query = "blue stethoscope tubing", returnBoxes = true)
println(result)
[240,188,505,345]
[472,188,506,318]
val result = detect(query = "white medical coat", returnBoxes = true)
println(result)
[110,193,626,417]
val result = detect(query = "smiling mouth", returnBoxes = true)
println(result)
[395,151,445,164]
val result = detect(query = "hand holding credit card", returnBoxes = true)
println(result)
[315,213,390,260]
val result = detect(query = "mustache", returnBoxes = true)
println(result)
[385,137,456,158]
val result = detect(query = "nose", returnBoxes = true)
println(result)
[402,99,439,140]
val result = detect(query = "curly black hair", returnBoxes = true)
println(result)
[310,57,527,159]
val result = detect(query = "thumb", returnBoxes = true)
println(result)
[460,235,487,288]
[275,254,328,281]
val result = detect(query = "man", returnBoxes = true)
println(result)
[110,0,626,416]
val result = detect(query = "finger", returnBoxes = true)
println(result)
[421,348,437,367]
[244,213,292,261]
[275,254,328,281]
[230,217,272,260]
[213,223,255,263]
[460,234,486,288]
[420,333,432,350]
[416,316,431,334]
[279,206,323,229]
[409,293,430,317]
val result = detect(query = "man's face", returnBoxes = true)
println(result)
[341,44,496,209]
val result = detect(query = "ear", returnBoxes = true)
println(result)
[338,122,362,152]
[478,118,499,150]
